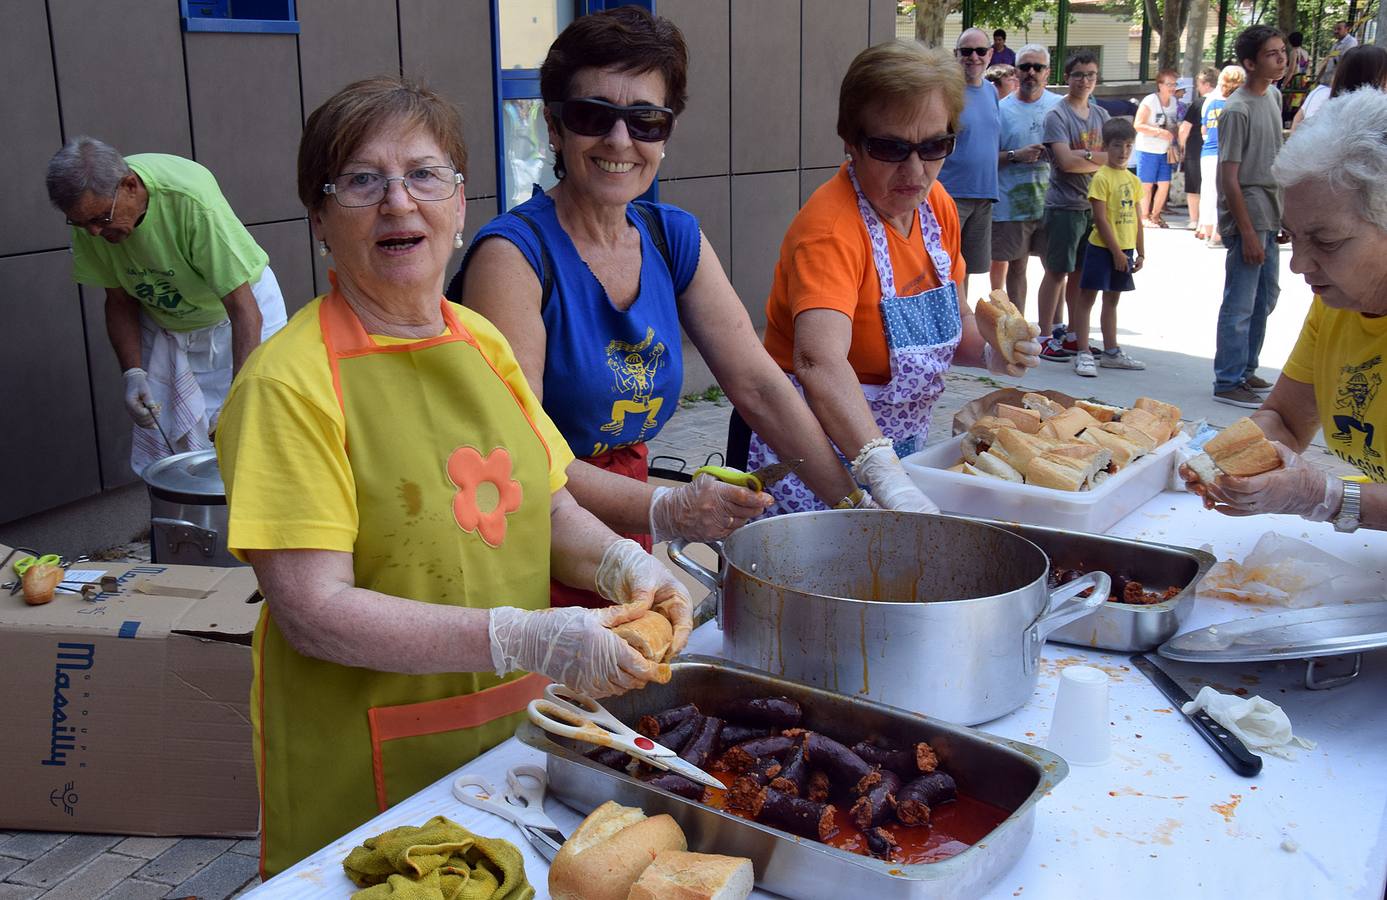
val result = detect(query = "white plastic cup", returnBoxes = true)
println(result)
[1047,665,1112,766]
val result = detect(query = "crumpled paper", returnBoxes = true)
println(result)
[1199,532,1386,608]
[1183,686,1316,761]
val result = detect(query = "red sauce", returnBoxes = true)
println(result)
[701,771,1010,864]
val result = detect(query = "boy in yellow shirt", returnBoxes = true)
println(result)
[1073,118,1146,377]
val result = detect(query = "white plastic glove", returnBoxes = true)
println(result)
[122,368,157,427]
[595,539,692,657]
[488,598,659,697]
[851,444,939,514]
[1209,443,1344,521]
[649,475,771,544]
[982,335,1042,378]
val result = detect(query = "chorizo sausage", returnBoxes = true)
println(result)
[637,703,699,738]
[865,826,899,860]
[654,713,703,756]
[678,715,724,770]
[644,771,706,801]
[804,732,880,797]
[849,769,902,830]
[736,785,836,841]
[851,741,939,775]
[720,696,803,728]
[719,735,796,772]
[896,771,957,826]
[718,722,773,748]
[769,738,809,796]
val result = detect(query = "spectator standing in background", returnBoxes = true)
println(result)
[1036,52,1109,362]
[1200,65,1245,249]
[1316,21,1358,86]
[1213,25,1288,408]
[1178,68,1218,238]
[986,64,1019,101]
[938,27,1001,300]
[992,29,1016,67]
[991,44,1062,309]
[1133,69,1181,228]
[1293,44,1387,131]
[1282,30,1310,89]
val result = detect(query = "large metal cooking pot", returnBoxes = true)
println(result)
[141,449,244,568]
[669,510,1109,725]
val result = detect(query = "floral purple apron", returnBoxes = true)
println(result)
[748,165,962,513]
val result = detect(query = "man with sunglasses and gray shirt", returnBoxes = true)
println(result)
[939,27,1001,299]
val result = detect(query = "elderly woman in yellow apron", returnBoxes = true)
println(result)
[215,76,692,878]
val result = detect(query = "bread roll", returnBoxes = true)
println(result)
[1024,456,1087,491]
[626,850,754,900]
[1133,397,1181,427]
[1074,400,1123,423]
[1102,421,1158,453]
[974,291,1036,363]
[1118,407,1171,445]
[1039,406,1099,442]
[22,564,62,606]
[614,611,673,663]
[992,427,1052,471]
[962,416,1013,462]
[550,801,688,900]
[1021,392,1066,420]
[1193,417,1283,479]
[1078,426,1141,468]
[993,403,1042,433]
[972,450,1024,483]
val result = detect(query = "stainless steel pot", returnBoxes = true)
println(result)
[669,510,1109,725]
[141,449,244,568]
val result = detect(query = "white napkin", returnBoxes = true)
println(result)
[1182,686,1316,760]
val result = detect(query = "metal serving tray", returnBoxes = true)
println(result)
[977,519,1216,652]
[517,657,1066,900]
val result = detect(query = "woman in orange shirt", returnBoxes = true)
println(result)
[752,41,1041,513]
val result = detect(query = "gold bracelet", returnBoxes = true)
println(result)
[833,488,865,510]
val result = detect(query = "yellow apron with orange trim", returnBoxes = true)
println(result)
[253,289,552,877]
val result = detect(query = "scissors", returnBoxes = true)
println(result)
[452,764,565,862]
[9,554,62,596]
[692,458,803,493]
[527,684,724,790]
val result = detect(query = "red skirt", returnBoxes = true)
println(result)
[549,443,653,608]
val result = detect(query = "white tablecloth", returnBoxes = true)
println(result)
[250,493,1387,899]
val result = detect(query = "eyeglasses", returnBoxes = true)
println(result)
[548,98,675,142]
[322,167,464,207]
[862,134,957,163]
[66,188,119,229]
[1068,70,1099,80]
[956,46,990,57]
[1017,62,1048,73]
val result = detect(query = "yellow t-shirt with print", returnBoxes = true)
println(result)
[216,297,575,559]
[1087,165,1141,250]
[1282,297,1387,482]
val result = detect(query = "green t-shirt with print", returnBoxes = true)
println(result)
[70,154,267,332]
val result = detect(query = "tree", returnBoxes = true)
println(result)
[1183,0,1210,75]
[1142,0,1193,72]
[900,0,1058,48]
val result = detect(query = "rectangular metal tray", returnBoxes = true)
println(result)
[517,657,1066,900]
[978,519,1216,652]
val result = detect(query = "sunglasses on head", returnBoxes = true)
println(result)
[862,133,957,163]
[549,97,675,142]
[956,46,990,57]
[1017,62,1048,73]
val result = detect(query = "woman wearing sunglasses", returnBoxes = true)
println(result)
[457,7,858,606]
[750,41,1041,514]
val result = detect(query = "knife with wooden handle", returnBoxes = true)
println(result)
[1130,654,1263,777]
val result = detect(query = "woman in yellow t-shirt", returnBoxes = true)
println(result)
[215,76,691,878]
[1180,88,1387,532]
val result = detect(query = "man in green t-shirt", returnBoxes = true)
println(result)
[46,137,287,473]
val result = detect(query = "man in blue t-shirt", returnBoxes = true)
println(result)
[991,44,1063,313]
[939,26,1002,298]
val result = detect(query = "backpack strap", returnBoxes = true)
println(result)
[631,201,675,278]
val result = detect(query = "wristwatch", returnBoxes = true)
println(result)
[1083,149,1094,161]
[1007,149,1017,162]
[1333,480,1362,533]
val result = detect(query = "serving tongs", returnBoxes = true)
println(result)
[526,683,724,790]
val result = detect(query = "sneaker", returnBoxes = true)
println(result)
[1213,383,1264,408]
[1040,337,1075,361]
[1100,348,1146,370]
[1074,351,1098,377]
[1061,336,1097,355]
[1244,374,1274,392]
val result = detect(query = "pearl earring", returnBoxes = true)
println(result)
[660,150,666,160]
[454,231,465,249]
[318,239,329,257]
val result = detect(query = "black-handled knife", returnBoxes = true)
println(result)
[1130,654,1263,777]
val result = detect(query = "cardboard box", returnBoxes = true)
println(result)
[0,544,262,836]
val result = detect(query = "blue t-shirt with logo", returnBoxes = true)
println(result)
[995,89,1064,221]
[938,82,1002,202]
[1201,97,1226,158]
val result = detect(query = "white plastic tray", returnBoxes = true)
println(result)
[902,431,1188,534]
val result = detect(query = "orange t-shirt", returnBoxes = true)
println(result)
[763,164,966,384]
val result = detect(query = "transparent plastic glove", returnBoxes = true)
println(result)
[649,475,771,544]
[488,598,659,697]
[982,340,1041,378]
[595,538,693,657]
[122,367,156,427]
[852,445,939,513]
[1212,443,1344,521]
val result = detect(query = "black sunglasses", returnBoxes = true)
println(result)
[549,97,675,142]
[956,46,990,57]
[862,134,957,163]
[1017,62,1048,73]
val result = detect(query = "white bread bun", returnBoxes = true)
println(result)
[626,851,754,900]
[550,802,689,900]
[1186,452,1221,484]
[1102,421,1158,453]
[993,403,1043,433]
[1201,417,1282,477]
[973,449,1024,482]
[614,611,673,663]
[1022,392,1066,420]
[1041,445,1113,488]
[1039,406,1099,442]
[1024,455,1087,491]
[1118,407,1172,445]
[960,461,984,476]
[1074,400,1123,423]
[1078,427,1140,468]
[962,415,1014,462]
[992,427,1053,471]
[1133,397,1181,427]
[974,291,1036,363]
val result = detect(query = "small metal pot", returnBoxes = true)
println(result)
[141,449,243,568]
[669,510,1109,725]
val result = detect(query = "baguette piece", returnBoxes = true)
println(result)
[992,427,1053,471]
[993,403,1043,433]
[614,611,673,663]
[962,416,1014,462]
[1074,400,1123,423]
[626,850,754,900]
[1021,392,1066,420]
[1133,397,1181,428]
[22,564,63,606]
[972,449,1024,483]
[974,290,1037,362]
[550,801,688,900]
[1118,407,1172,445]
[1039,406,1100,442]
[1078,426,1141,468]
[1024,456,1087,491]
[1190,416,1283,479]
[1102,421,1159,453]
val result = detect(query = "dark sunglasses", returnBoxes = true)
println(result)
[863,134,957,163]
[549,97,675,142]
[1017,62,1048,73]
[956,46,990,57]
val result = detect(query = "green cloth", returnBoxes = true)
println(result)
[70,153,268,331]
[343,816,535,900]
